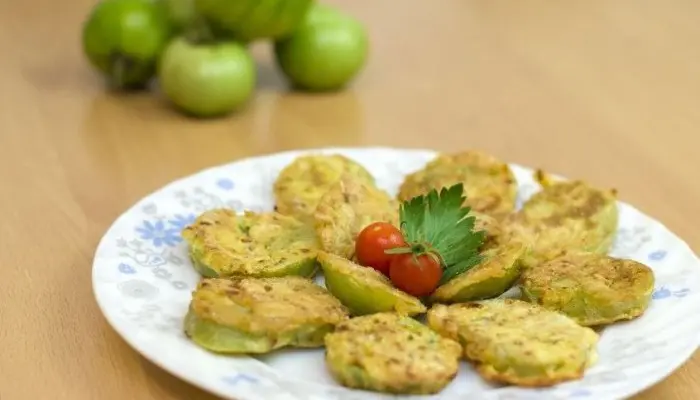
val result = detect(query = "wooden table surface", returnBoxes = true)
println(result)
[2,0,699,399]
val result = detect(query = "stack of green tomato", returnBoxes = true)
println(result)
[81,0,369,118]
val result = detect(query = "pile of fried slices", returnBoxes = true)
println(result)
[179,151,656,395]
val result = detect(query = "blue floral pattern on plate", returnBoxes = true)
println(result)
[168,214,196,231]
[649,250,667,261]
[135,220,182,247]
[222,373,258,387]
[653,286,690,300]
[92,147,700,400]
[118,263,136,274]
[217,178,235,190]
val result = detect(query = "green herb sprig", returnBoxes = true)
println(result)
[396,183,486,284]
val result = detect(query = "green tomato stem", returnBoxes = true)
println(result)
[108,53,142,90]
[384,247,413,255]
[384,241,447,269]
[184,16,217,45]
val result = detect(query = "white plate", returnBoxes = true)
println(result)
[92,147,700,400]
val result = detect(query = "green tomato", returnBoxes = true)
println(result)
[264,0,316,39]
[194,0,253,37]
[160,0,197,34]
[194,0,313,42]
[82,0,171,89]
[158,37,256,118]
[303,2,345,25]
[231,0,287,41]
[274,5,368,92]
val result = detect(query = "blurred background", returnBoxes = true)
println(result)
[2,0,698,241]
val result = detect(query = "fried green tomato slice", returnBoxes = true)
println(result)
[471,211,503,251]
[430,241,527,304]
[324,312,462,395]
[520,252,655,326]
[318,251,426,316]
[184,276,349,354]
[273,154,375,222]
[508,171,618,268]
[398,150,517,219]
[314,176,399,259]
[181,208,319,278]
[427,299,599,387]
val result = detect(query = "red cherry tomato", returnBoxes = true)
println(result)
[355,222,407,275]
[389,252,443,297]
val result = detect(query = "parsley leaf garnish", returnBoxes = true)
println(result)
[399,183,486,284]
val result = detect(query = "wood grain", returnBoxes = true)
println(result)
[0,0,698,399]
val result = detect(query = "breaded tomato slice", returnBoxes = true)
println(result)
[430,240,528,303]
[427,299,599,387]
[318,251,426,316]
[398,150,517,219]
[314,176,399,259]
[520,252,655,326]
[274,154,375,221]
[325,313,462,394]
[182,209,319,278]
[508,171,618,268]
[185,276,349,354]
